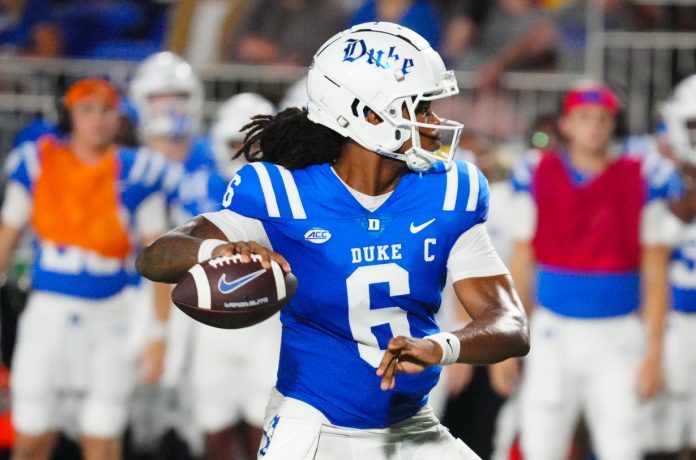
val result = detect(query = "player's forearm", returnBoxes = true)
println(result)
[0,223,23,275]
[509,241,536,315]
[136,232,201,283]
[136,216,227,283]
[453,311,529,365]
[641,245,669,355]
[452,276,530,365]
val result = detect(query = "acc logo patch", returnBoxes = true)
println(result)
[304,228,331,244]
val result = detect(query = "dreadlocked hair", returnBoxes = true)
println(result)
[234,107,345,169]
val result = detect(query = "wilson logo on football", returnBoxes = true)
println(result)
[304,228,331,244]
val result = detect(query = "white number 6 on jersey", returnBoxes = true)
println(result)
[346,263,411,367]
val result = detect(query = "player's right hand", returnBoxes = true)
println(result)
[489,357,521,397]
[212,241,291,272]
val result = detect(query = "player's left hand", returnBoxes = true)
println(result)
[636,349,663,400]
[140,339,166,384]
[376,336,443,391]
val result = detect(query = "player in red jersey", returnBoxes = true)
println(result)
[491,82,673,460]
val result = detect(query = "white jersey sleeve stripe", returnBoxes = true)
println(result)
[465,162,479,212]
[189,264,211,309]
[129,148,149,182]
[443,163,458,211]
[277,165,307,219]
[250,162,281,218]
[21,142,40,181]
[144,152,166,186]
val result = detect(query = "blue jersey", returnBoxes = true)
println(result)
[169,169,228,225]
[6,141,176,299]
[166,136,226,225]
[166,137,227,226]
[671,222,696,313]
[184,136,217,173]
[222,160,488,429]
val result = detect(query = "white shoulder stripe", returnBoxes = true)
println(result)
[249,162,280,218]
[277,165,306,219]
[465,162,479,212]
[443,162,459,211]
[129,148,149,182]
[21,142,40,181]
[189,264,211,309]
[144,152,166,186]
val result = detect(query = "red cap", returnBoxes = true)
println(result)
[562,83,620,115]
[64,78,120,110]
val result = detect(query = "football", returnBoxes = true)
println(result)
[172,254,297,329]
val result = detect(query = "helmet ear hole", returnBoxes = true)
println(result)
[395,130,401,141]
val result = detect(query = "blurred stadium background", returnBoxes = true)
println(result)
[0,1,695,459]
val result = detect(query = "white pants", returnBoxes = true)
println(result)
[519,308,645,460]
[191,314,281,431]
[643,311,696,452]
[258,388,480,460]
[11,290,137,438]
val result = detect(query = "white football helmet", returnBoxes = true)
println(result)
[307,22,462,172]
[661,74,696,164]
[211,92,276,178]
[129,52,204,139]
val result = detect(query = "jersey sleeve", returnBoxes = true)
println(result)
[208,172,229,209]
[508,150,541,242]
[644,152,683,203]
[134,193,168,240]
[202,209,272,248]
[447,224,510,281]
[509,149,541,195]
[1,181,32,228]
[221,162,281,220]
[4,141,40,192]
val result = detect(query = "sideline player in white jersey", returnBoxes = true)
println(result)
[191,93,281,460]
[0,79,173,460]
[136,22,529,460]
[641,74,696,460]
[128,51,221,456]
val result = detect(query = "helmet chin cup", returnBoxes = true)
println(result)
[404,148,435,172]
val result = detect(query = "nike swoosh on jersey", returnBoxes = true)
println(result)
[409,218,436,234]
[218,269,266,294]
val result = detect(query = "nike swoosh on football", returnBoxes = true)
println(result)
[410,218,436,234]
[218,269,266,294]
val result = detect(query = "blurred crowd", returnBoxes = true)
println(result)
[2,0,696,81]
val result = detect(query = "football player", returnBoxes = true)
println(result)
[128,51,223,456]
[491,82,674,460]
[129,51,220,225]
[1,78,174,460]
[136,22,529,460]
[192,93,281,460]
[640,74,696,460]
